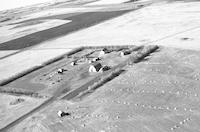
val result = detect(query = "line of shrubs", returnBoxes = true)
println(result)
[44,46,84,65]
[85,45,138,51]
[0,66,43,86]
[76,68,125,99]
[0,87,44,98]
[73,45,159,100]
[128,45,159,64]
[0,47,84,86]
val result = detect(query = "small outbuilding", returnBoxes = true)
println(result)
[57,68,65,74]
[99,48,109,57]
[88,60,93,64]
[99,65,110,72]
[57,110,71,117]
[120,50,131,57]
[88,58,100,64]
[89,63,102,73]
[70,61,76,66]
[92,57,100,62]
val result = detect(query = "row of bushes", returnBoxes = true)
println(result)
[0,87,44,98]
[76,68,125,99]
[44,46,84,65]
[85,45,137,51]
[0,47,84,86]
[128,45,159,64]
[0,66,43,86]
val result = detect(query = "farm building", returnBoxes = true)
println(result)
[88,57,100,64]
[57,110,70,117]
[57,68,65,74]
[99,65,110,72]
[89,62,102,73]
[99,48,109,57]
[88,60,93,64]
[120,50,131,57]
[92,57,100,62]
[71,61,76,66]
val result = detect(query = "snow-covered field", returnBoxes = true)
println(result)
[0,93,46,129]
[23,7,102,20]
[0,48,71,82]
[2,1,200,131]
[0,19,70,44]
[39,1,200,50]
[0,0,129,11]
[86,0,130,5]
[1,1,200,82]
[0,0,53,11]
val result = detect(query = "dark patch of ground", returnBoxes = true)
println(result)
[124,0,139,3]
[0,10,132,50]
[12,20,44,29]
[0,17,12,23]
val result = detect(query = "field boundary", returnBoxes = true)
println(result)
[0,45,159,98]
[0,45,137,86]
[0,47,84,86]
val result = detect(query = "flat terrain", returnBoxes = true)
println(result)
[10,46,200,132]
[0,93,46,129]
[1,0,200,132]
[0,10,131,50]
[44,0,200,50]
[0,0,144,83]
[0,45,149,131]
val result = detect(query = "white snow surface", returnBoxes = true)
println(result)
[87,0,130,5]
[1,1,200,82]
[0,0,53,11]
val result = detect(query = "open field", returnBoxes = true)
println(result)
[0,93,46,129]
[0,48,71,83]
[1,0,200,132]
[0,1,147,90]
[0,45,159,131]
[0,1,145,83]
[40,0,200,51]
[0,10,132,50]
[2,45,143,97]
[0,19,70,44]
[8,46,200,132]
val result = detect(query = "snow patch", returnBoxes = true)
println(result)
[87,0,130,5]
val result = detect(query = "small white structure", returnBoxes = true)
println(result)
[57,68,64,74]
[57,110,70,117]
[70,61,76,66]
[88,60,93,64]
[57,110,64,117]
[92,57,100,62]
[120,51,130,57]
[99,50,106,57]
[99,48,109,57]
[89,63,102,73]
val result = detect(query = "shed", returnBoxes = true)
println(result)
[89,63,102,73]
[99,65,110,72]
[88,60,93,64]
[99,48,109,57]
[71,61,76,66]
[120,50,131,57]
[57,68,64,74]
[57,110,70,117]
[92,57,100,62]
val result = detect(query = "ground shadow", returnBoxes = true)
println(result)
[0,10,133,50]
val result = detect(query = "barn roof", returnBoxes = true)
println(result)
[90,62,102,71]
